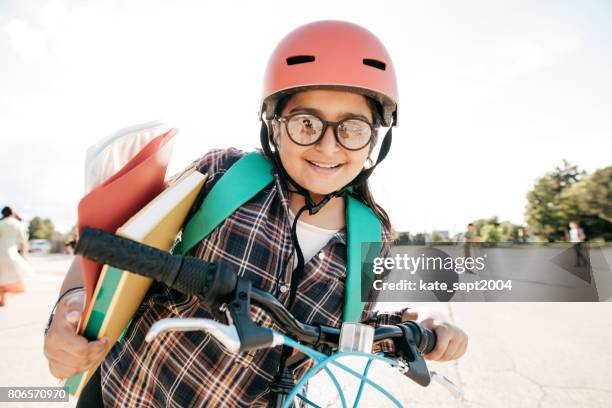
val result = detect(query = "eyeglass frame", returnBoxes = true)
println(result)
[273,112,378,151]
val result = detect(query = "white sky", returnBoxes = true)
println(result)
[1,0,611,235]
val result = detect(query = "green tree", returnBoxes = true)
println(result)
[472,216,499,236]
[576,167,612,223]
[558,166,612,241]
[428,231,448,242]
[525,160,585,241]
[498,221,516,241]
[480,224,500,243]
[468,217,522,244]
[28,217,55,240]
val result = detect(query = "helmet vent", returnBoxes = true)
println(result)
[286,55,316,65]
[363,59,386,71]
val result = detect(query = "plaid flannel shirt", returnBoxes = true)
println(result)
[100,147,406,407]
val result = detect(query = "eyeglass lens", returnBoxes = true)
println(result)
[285,114,372,150]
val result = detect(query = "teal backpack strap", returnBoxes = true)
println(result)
[174,151,273,255]
[173,150,381,324]
[344,195,382,323]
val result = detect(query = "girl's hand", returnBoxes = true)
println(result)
[43,290,109,380]
[402,307,468,361]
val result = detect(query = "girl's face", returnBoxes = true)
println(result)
[274,89,373,202]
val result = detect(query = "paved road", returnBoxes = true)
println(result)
[0,253,76,408]
[1,254,611,407]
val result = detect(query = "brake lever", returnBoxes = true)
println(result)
[430,371,464,400]
[228,277,274,352]
[145,318,242,353]
[396,362,463,400]
[145,277,278,354]
[395,323,432,387]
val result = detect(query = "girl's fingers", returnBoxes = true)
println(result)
[47,338,108,380]
[48,357,86,379]
[456,337,468,359]
[50,328,108,361]
[423,323,470,361]
[425,324,450,360]
[429,327,468,361]
[401,309,419,321]
[45,320,109,369]
[438,338,461,361]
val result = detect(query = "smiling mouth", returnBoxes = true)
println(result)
[306,160,343,169]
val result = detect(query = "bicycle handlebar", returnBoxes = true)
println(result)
[75,227,437,386]
[75,227,237,308]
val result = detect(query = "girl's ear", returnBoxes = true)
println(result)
[271,120,280,146]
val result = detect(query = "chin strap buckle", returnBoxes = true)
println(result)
[307,188,348,215]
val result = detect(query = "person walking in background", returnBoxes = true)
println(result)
[568,221,588,267]
[464,223,480,274]
[0,206,34,306]
[517,227,526,244]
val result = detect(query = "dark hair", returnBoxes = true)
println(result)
[1,206,13,219]
[273,93,392,233]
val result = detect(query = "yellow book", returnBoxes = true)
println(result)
[65,169,207,396]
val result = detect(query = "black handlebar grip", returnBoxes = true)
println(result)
[421,327,437,355]
[401,321,437,355]
[76,227,181,284]
[75,227,237,307]
[177,257,238,308]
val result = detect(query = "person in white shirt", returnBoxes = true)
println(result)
[568,221,588,267]
[0,207,34,306]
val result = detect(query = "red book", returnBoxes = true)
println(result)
[77,128,178,311]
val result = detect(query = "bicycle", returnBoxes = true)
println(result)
[76,227,462,407]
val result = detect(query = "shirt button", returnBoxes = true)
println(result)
[318,252,325,260]
[279,284,289,293]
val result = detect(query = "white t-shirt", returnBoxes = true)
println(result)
[287,208,340,270]
[0,217,34,285]
[569,227,584,243]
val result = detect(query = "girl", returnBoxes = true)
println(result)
[44,21,468,407]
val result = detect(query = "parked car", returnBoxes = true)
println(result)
[28,239,52,253]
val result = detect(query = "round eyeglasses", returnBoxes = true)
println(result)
[275,112,376,151]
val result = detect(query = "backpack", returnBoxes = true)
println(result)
[173,151,381,323]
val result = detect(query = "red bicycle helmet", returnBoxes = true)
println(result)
[260,20,398,127]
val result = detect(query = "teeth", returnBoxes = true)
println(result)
[309,160,340,169]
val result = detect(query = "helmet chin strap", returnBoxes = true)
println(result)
[259,120,393,308]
